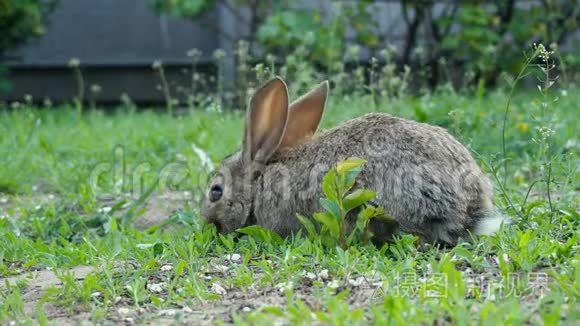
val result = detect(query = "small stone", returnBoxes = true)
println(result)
[160,264,173,272]
[90,292,102,298]
[118,307,131,315]
[328,280,340,289]
[214,264,229,272]
[158,309,177,317]
[182,306,193,313]
[348,277,365,287]
[147,282,164,293]
[305,272,316,280]
[318,269,329,280]
[125,317,134,324]
[211,283,227,295]
[242,306,251,312]
[99,206,112,213]
[229,253,241,262]
[276,281,293,293]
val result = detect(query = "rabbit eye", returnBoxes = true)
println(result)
[209,185,223,202]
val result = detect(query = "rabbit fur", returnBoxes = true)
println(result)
[201,77,504,245]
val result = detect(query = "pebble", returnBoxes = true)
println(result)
[160,264,173,272]
[147,283,164,293]
[211,282,227,295]
[118,307,131,315]
[182,306,193,313]
[228,253,241,262]
[318,269,329,280]
[305,272,316,280]
[327,280,340,289]
[348,277,365,287]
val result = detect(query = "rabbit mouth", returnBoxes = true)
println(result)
[207,217,224,233]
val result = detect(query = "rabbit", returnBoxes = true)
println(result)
[201,77,505,245]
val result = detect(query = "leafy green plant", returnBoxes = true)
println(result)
[298,157,389,249]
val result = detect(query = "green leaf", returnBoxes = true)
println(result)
[153,242,164,257]
[343,168,362,191]
[321,168,338,201]
[314,212,340,238]
[136,242,164,257]
[175,259,188,277]
[358,205,386,221]
[296,214,318,240]
[236,225,283,245]
[320,198,341,220]
[343,189,376,212]
[261,306,285,317]
[336,158,366,174]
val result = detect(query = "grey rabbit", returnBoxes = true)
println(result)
[201,77,505,245]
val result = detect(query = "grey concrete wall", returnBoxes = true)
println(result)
[2,0,220,103]
[6,0,218,66]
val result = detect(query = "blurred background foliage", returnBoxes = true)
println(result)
[149,0,579,88]
[0,0,59,91]
[0,0,578,93]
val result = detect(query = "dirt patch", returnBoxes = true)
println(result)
[1,266,95,324]
[0,190,193,230]
[0,260,383,324]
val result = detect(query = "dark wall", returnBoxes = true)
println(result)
[2,0,220,103]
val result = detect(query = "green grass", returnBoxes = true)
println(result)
[0,87,578,324]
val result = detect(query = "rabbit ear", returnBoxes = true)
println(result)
[243,77,289,163]
[279,81,329,149]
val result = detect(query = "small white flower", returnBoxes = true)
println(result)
[90,84,102,94]
[68,57,80,68]
[213,49,226,60]
[152,60,163,70]
[187,48,202,58]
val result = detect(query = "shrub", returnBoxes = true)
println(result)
[0,0,59,91]
[150,0,579,88]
